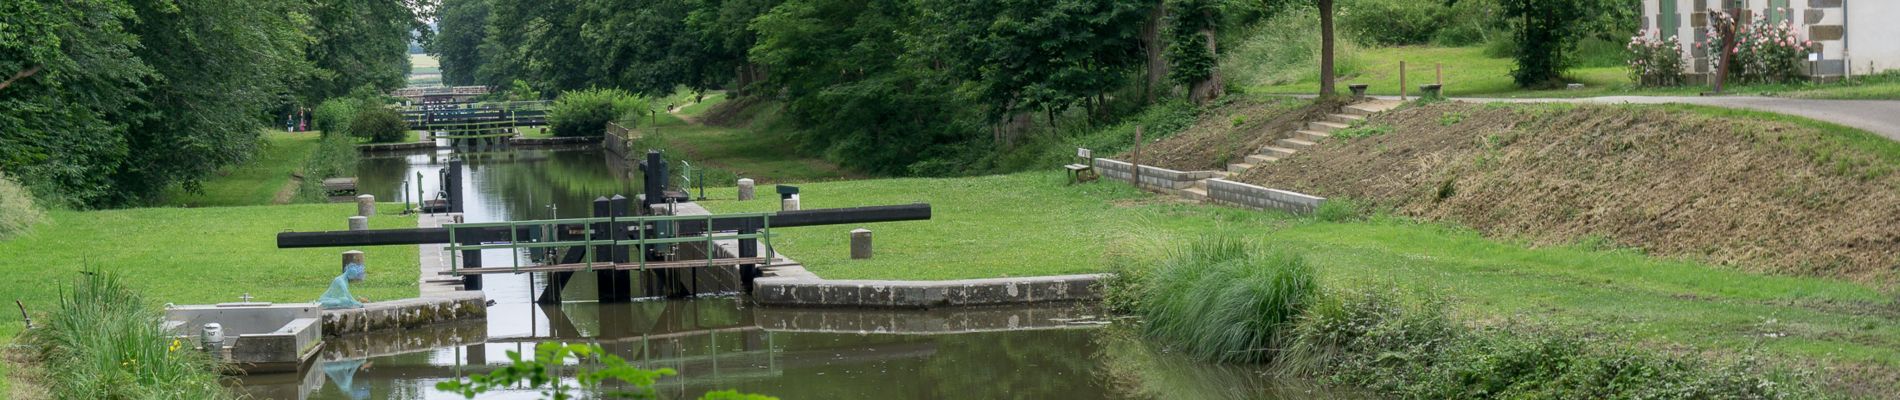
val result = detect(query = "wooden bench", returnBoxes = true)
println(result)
[1065,148,1098,184]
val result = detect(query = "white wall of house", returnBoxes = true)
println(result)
[1846,1,1900,74]
[1640,0,1880,77]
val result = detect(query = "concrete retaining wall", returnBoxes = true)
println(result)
[320,291,486,337]
[509,136,601,147]
[753,273,1106,309]
[1206,178,1326,214]
[357,141,436,153]
[1093,158,1220,192]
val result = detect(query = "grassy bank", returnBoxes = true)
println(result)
[634,98,855,184]
[0,203,419,345]
[18,271,231,399]
[702,170,1898,391]
[160,131,320,207]
[1245,45,1900,100]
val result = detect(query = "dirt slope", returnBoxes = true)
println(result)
[1131,98,1331,171]
[1236,102,1900,284]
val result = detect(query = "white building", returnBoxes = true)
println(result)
[1641,0,1898,79]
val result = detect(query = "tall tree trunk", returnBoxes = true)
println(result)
[1142,0,1169,103]
[1188,17,1223,104]
[1319,0,1336,98]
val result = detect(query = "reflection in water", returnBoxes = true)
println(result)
[232,146,1334,399]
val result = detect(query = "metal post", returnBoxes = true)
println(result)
[1131,126,1143,190]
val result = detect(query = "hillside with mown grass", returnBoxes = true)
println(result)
[1235,102,1900,284]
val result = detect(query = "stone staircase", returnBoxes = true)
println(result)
[1179,100,1402,201]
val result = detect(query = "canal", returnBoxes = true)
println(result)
[230,145,1320,400]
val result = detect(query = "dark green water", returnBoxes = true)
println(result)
[229,146,1329,400]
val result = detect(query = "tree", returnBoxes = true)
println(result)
[1498,0,1599,88]
[1318,0,1336,97]
[1166,0,1223,105]
[686,0,785,95]
[301,0,434,101]
[430,0,491,86]
[918,0,1149,127]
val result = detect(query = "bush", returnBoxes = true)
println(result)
[1500,0,1597,88]
[0,170,47,240]
[1628,30,1686,87]
[1340,0,1445,46]
[349,106,409,143]
[1138,239,1318,364]
[23,270,230,399]
[312,97,364,137]
[1702,13,1817,85]
[294,135,361,202]
[548,88,647,138]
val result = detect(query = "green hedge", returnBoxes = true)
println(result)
[0,170,46,240]
[548,88,647,137]
[349,106,409,143]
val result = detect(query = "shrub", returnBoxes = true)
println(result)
[1701,13,1817,85]
[23,269,230,399]
[294,135,360,202]
[349,106,409,143]
[1340,0,1445,46]
[1628,30,1686,87]
[312,97,364,137]
[1138,239,1318,364]
[1499,0,1598,88]
[548,88,647,138]
[0,170,47,240]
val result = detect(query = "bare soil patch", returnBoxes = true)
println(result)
[1127,98,1332,171]
[1235,102,1900,284]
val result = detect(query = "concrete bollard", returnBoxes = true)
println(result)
[348,216,369,231]
[737,178,755,201]
[781,194,800,211]
[342,250,365,272]
[356,194,376,217]
[849,228,872,260]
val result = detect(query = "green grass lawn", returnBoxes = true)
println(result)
[161,130,320,207]
[702,170,1899,381]
[635,102,854,184]
[0,203,419,348]
[1253,45,1900,100]
[520,126,554,139]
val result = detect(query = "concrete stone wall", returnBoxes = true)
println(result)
[1205,179,1326,214]
[753,274,1106,309]
[1092,158,1220,191]
[320,291,486,337]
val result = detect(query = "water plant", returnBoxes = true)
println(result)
[1137,239,1318,364]
[437,342,775,400]
[21,269,230,399]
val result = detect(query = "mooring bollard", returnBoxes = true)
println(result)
[348,216,368,231]
[356,194,376,217]
[850,228,873,260]
[341,250,365,272]
[737,178,755,201]
[782,195,801,211]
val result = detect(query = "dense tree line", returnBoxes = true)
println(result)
[0,0,428,208]
[433,0,1300,175]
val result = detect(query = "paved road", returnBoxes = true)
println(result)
[1355,95,1900,142]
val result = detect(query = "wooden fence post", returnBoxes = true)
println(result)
[1132,126,1144,191]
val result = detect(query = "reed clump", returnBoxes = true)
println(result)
[22,270,230,399]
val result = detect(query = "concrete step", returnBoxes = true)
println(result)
[1276,138,1317,148]
[1342,105,1380,116]
[1244,154,1280,164]
[1308,121,1349,132]
[1295,130,1332,141]
[1227,163,1254,173]
[1261,146,1298,158]
[1180,187,1208,201]
[1190,179,1209,190]
[1325,114,1365,125]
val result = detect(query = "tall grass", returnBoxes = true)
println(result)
[1222,8,1366,90]
[22,270,230,399]
[295,134,361,202]
[1137,239,1318,364]
[0,170,46,240]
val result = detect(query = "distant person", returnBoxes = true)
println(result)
[286,113,296,132]
[318,263,370,309]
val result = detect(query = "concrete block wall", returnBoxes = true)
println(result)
[1092,158,1221,191]
[1206,179,1326,214]
[320,291,486,337]
[753,274,1106,309]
